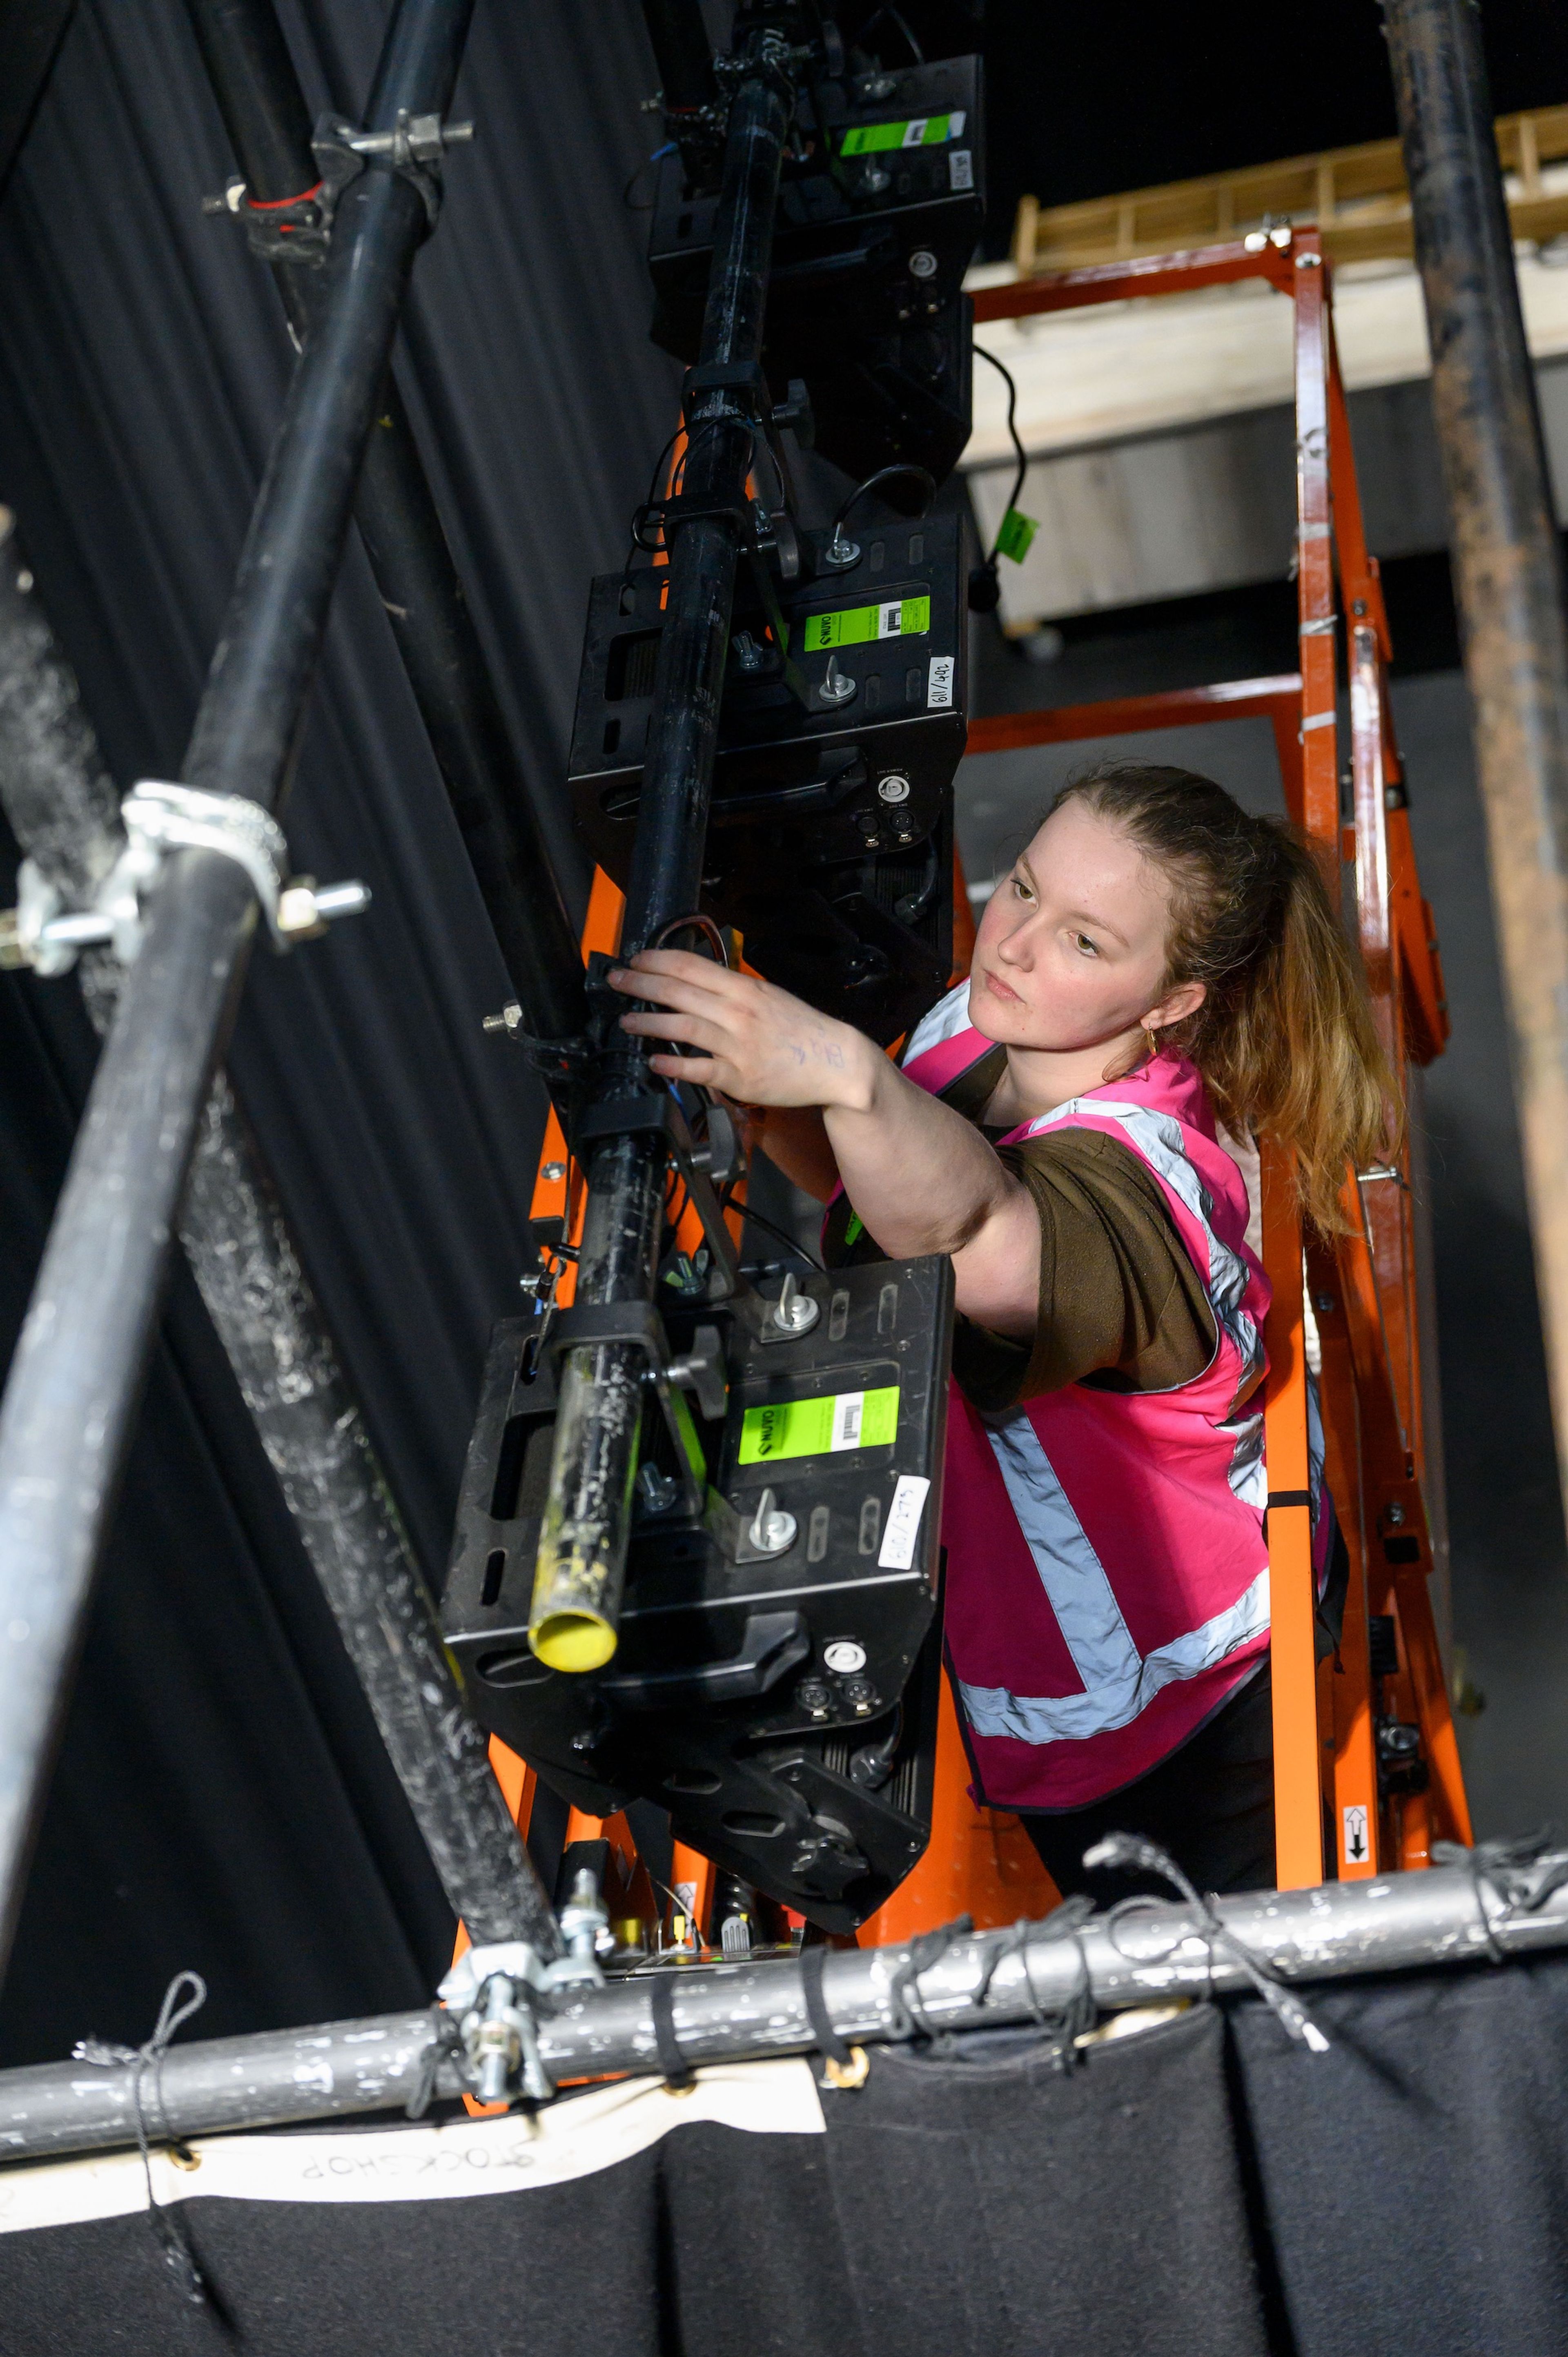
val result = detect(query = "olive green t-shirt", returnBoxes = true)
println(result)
[822,1041,1216,1412]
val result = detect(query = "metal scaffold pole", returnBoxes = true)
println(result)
[1384,0,1568,1525]
[4,1845,1568,2161]
[528,16,795,1671]
[0,0,563,1974]
[0,520,559,1963]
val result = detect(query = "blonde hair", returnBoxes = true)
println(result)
[1048,764,1399,1233]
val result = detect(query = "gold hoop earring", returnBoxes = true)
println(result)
[1143,1026,1160,1061]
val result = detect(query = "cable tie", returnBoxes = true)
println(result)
[650,1971,697,2091]
[74,1971,209,2304]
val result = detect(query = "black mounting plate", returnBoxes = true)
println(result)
[442,1253,954,1934]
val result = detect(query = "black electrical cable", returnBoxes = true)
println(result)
[624,139,677,209]
[831,462,936,541]
[968,345,1029,615]
[723,1183,826,1272]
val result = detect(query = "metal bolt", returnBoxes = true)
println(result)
[877,773,911,804]
[822,525,861,570]
[817,651,857,706]
[637,1464,681,1516]
[1385,1502,1407,1527]
[768,1270,820,1336]
[483,1000,523,1036]
[1314,1292,1337,1315]
[747,1486,797,1556]
[541,1161,566,1183]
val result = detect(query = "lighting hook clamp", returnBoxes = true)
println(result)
[202,109,474,263]
[0,781,370,976]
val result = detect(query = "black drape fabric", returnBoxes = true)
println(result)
[1232,1951,1568,2357]
[0,2152,670,2357]
[6,1960,1568,2354]
[800,2008,1270,2357]
[0,0,680,2058]
[0,2007,1270,2356]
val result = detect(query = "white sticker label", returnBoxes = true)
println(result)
[830,1391,866,1450]
[878,1474,931,1569]
[949,148,974,192]
[927,654,954,708]
[1342,1804,1370,1867]
[878,599,909,637]
[900,116,930,146]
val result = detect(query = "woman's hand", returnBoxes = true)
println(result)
[609,950,1042,1334]
[608,951,876,1112]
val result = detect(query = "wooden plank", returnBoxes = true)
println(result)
[1006,104,1568,276]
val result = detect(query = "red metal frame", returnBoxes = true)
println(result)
[970,231,1470,1881]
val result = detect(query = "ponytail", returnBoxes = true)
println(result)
[1050,764,1398,1234]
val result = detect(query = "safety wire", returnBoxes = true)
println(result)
[970,345,1029,609]
[1090,1834,1331,2052]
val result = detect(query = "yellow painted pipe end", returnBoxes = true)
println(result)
[530,1611,618,1673]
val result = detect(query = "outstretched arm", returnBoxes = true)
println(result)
[608,951,1041,1337]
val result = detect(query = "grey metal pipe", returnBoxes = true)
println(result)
[2,1851,1564,2163]
[0,0,477,1974]
[0,514,558,1958]
[1384,0,1568,1522]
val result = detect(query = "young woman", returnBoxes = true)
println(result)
[608,763,1394,1903]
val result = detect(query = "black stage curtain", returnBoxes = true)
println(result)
[6,1960,1568,2355]
[0,0,681,2061]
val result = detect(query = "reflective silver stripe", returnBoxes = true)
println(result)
[1022,1098,1264,1395]
[984,1415,1142,1696]
[958,1566,1272,1745]
[1226,1408,1267,1509]
[902,979,973,1067]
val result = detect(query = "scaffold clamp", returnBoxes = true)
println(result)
[0,780,370,974]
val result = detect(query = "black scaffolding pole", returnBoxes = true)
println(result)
[184,0,586,1056]
[0,0,565,1972]
[526,18,795,1671]
[0,517,559,1962]
[1384,0,1568,1525]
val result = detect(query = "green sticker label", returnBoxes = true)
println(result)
[996,508,1039,564]
[738,1385,899,1465]
[803,596,930,653]
[840,111,966,155]
[844,1212,864,1247]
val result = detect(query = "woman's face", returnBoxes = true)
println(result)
[969,799,1198,1052]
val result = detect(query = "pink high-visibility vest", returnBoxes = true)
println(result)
[900,980,1288,1812]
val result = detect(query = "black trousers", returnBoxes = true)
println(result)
[1019,1664,1276,1907]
